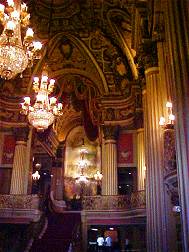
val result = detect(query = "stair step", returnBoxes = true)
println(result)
[30,212,81,252]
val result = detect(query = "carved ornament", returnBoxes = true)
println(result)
[163,126,177,177]
[135,39,158,73]
[102,125,119,140]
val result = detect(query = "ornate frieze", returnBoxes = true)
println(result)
[0,96,27,127]
[91,91,137,126]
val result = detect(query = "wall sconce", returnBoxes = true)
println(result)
[32,170,40,180]
[94,170,103,181]
[159,102,175,127]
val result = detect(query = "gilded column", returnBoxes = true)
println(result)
[102,126,118,195]
[137,128,146,190]
[10,127,29,195]
[96,143,102,172]
[24,127,33,194]
[165,1,189,250]
[143,65,168,252]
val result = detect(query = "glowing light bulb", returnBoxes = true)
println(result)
[26,28,34,38]
[33,41,42,51]
[6,20,15,30]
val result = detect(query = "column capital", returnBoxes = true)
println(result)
[136,39,158,73]
[13,127,29,142]
[152,11,165,42]
[102,125,119,141]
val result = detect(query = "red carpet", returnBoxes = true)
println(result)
[30,212,81,252]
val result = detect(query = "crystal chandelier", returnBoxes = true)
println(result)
[159,102,175,127]
[76,142,89,184]
[21,67,63,131]
[0,0,42,79]
[76,171,89,184]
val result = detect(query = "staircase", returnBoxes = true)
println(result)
[30,212,81,252]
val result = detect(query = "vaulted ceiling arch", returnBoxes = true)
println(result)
[106,9,138,80]
[27,32,109,95]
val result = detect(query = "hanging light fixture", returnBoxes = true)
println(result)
[21,66,63,131]
[159,102,175,126]
[0,0,42,79]
[76,141,89,184]
[76,170,89,184]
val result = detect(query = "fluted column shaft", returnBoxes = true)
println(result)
[102,126,118,195]
[144,67,168,252]
[165,1,189,250]
[10,127,29,195]
[96,144,102,172]
[25,127,33,194]
[137,128,146,191]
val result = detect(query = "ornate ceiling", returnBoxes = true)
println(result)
[0,0,146,140]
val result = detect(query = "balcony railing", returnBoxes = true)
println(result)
[0,194,42,222]
[82,190,146,211]
[0,194,40,209]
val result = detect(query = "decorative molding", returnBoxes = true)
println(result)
[0,97,27,126]
[163,126,176,177]
[136,39,158,72]
[163,125,178,206]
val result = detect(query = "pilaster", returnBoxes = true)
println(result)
[165,1,189,250]
[143,65,168,252]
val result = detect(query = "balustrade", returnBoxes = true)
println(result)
[0,194,41,222]
[82,191,146,211]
